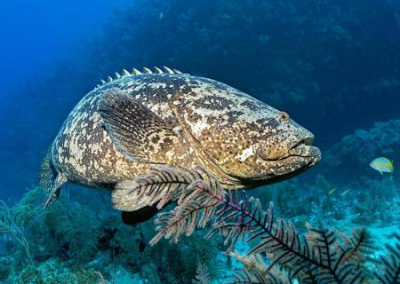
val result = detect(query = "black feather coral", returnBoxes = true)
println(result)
[149,167,223,244]
[229,252,291,284]
[375,233,400,284]
[119,165,219,210]
[149,168,380,284]
[193,259,212,284]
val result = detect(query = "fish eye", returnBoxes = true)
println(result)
[279,112,290,122]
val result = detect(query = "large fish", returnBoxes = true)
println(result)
[39,67,321,223]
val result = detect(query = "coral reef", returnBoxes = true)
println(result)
[323,119,400,182]
[0,170,398,283]
[0,187,220,283]
[253,172,400,232]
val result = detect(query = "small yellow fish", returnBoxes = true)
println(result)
[328,188,337,195]
[370,157,394,175]
[341,189,350,197]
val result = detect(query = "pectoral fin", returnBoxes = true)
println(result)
[97,88,180,163]
[112,179,158,211]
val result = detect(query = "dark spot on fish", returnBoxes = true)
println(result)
[256,118,279,128]
[241,100,263,111]
[225,111,244,124]
[193,95,231,111]
[151,135,160,143]
[164,137,173,144]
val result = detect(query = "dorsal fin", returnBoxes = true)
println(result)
[95,66,185,88]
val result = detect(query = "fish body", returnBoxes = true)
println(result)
[39,67,321,222]
[370,157,394,175]
[328,188,337,195]
[340,189,350,197]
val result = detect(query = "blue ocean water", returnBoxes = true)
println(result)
[0,0,400,283]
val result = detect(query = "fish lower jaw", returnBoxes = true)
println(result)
[288,145,321,164]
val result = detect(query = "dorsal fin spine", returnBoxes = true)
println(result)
[132,68,141,75]
[97,66,185,88]
[143,67,152,74]
[154,67,163,74]
[163,66,174,74]
[122,69,130,77]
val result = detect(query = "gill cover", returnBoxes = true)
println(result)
[169,77,315,180]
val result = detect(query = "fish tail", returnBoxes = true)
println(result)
[39,147,66,207]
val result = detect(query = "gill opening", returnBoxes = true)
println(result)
[168,93,242,187]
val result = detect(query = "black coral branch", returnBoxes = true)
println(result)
[375,232,400,284]
[193,259,212,284]
[229,252,291,284]
[150,176,373,283]
[121,165,219,209]
[150,174,223,244]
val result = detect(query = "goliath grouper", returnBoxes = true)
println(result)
[39,67,321,224]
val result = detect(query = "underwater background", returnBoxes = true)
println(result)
[1,0,400,283]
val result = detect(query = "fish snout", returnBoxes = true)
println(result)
[257,132,321,164]
[256,134,293,161]
[288,133,321,163]
[309,146,322,166]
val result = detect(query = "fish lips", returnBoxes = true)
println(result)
[257,140,322,167]
[240,144,321,184]
[287,144,322,167]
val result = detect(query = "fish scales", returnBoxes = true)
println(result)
[54,75,193,185]
[39,68,321,224]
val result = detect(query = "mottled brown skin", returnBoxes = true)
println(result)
[41,69,321,218]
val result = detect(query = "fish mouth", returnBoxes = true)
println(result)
[258,135,321,165]
[290,135,314,150]
[235,141,321,187]
[286,139,321,167]
[293,145,321,167]
[247,137,321,183]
